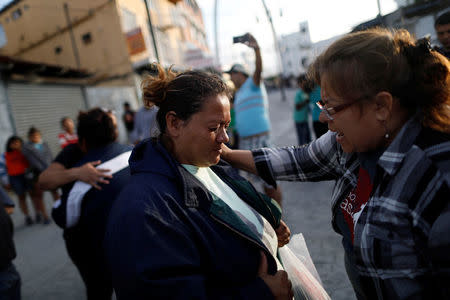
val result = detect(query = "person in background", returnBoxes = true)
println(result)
[293,74,312,145]
[226,33,282,205]
[48,108,131,300]
[0,153,9,188]
[122,102,135,143]
[20,128,52,224]
[4,136,35,226]
[0,185,21,300]
[221,28,450,299]
[58,117,78,149]
[129,104,158,145]
[105,65,292,300]
[434,11,450,59]
[309,84,328,139]
[24,127,60,204]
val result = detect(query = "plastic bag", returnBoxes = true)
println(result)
[279,234,330,300]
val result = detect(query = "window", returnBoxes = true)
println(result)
[301,58,308,67]
[55,46,62,54]
[12,8,22,20]
[81,32,92,45]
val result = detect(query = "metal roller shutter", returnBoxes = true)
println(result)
[8,83,86,156]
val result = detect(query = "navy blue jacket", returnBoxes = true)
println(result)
[52,142,132,239]
[0,186,15,270]
[105,139,282,300]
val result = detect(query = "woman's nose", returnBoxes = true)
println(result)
[217,128,229,144]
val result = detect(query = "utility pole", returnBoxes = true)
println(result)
[376,0,385,25]
[214,0,220,69]
[376,0,382,16]
[64,2,88,108]
[143,0,160,63]
[261,0,286,101]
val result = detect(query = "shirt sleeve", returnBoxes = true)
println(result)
[294,91,303,105]
[0,185,14,207]
[252,130,347,185]
[54,144,83,168]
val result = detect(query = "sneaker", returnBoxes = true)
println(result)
[35,213,42,223]
[43,218,51,225]
[25,216,34,226]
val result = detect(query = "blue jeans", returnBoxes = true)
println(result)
[0,264,21,300]
[295,122,311,145]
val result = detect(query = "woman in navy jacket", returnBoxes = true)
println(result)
[105,65,292,300]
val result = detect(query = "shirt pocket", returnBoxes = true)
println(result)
[365,223,421,271]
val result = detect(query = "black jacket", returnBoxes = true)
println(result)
[0,186,15,270]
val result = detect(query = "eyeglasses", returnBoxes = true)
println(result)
[316,97,366,120]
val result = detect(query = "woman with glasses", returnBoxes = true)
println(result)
[221,28,450,299]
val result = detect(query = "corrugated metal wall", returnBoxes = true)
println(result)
[8,83,86,156]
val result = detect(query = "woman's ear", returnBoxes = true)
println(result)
[373,91,393,122]
[165,111,182,137]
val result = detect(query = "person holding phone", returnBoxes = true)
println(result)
[225,33,282,205]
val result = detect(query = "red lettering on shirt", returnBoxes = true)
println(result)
[341,167,373,243]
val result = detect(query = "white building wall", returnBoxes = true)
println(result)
[0,80,14,152]
[414,15,436,39]
[279,21,312,78]
[86,86,139,144]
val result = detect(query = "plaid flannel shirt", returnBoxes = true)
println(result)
[253,116,450,299]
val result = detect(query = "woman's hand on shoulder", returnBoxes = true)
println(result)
[75,161,112,190]
[276,220,291,247]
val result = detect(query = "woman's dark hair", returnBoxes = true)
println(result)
[6,136,23,152]
[141,64,231,135]
[28,126,41,137]
[309,27,450,133]
[77,108,117,150]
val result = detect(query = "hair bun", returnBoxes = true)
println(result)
[141,64,178,107]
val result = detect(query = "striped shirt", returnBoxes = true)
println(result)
[252,116,450,299]
[234,77,271,138]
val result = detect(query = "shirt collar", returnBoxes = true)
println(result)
[377,115,422,175]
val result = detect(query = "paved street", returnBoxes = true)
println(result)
[10,88,354,299]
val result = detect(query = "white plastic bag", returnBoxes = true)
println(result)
[279,234,330,300]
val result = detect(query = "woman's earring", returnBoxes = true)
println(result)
[383,122,390,139]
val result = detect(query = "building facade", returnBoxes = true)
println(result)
[0,0,211,153]
[0,0,211,84]
[279,21,313,79]
[353,0,450,48]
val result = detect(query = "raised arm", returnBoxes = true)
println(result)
[245,33,262,86]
